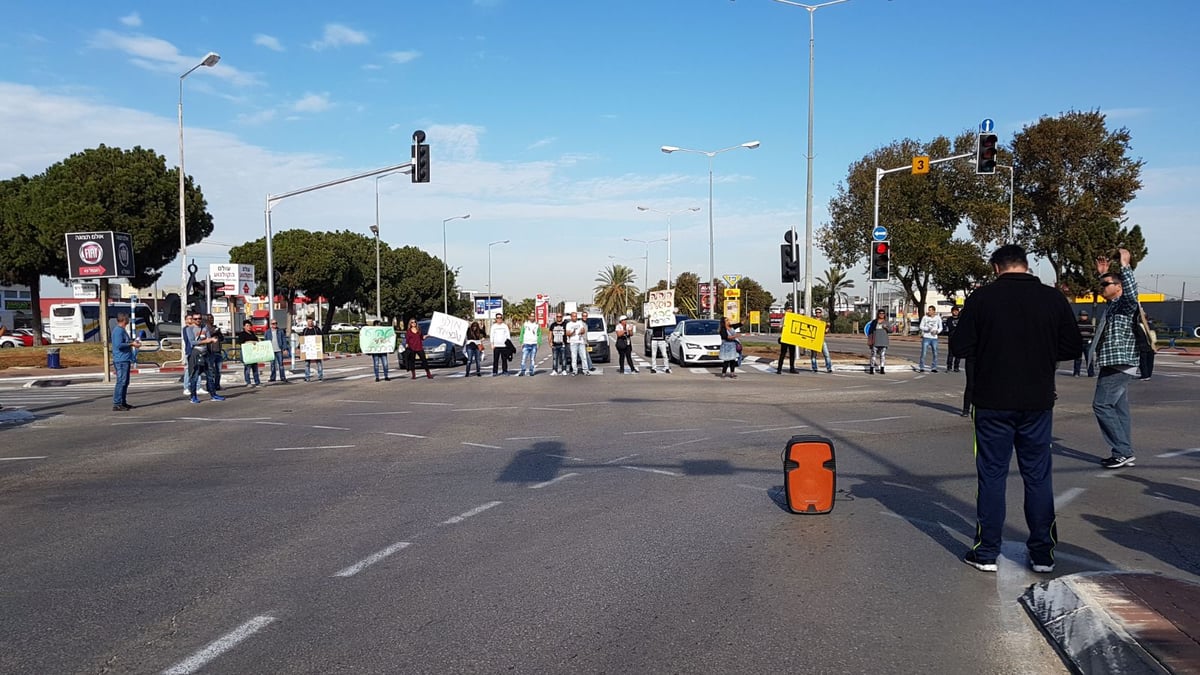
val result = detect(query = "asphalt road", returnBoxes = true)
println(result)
[2,349,1198,674]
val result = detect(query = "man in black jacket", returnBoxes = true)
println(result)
[950,245,1082,574]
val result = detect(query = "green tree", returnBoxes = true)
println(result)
[1012,109,1144,296]
[672,272,700,317]
[507,298,536,321]
[818,268,855,325]
[931,240,992,300]
[0,176,47,333]
[737,277,774,321]
[593,264,640,320]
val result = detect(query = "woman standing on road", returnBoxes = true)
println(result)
[719,317,741,379]
[464,321,485,377]
[404,319,432,379]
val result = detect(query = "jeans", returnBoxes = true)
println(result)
[243,362,261,385]
[570,342,588,373]
[112,361,131,405]
[371,354,390,379]
[465,344,483,375]
[207,353,222,391]
[305,359,324,381]
[970,407,1057,564]
[187,350,209,396]
[810,343,832,372]
[651,339,669,370]
[1093,367,1134,458]
[552,344,567,373]
[520,344,538,374]
[1073,341,1093,377]
[270,351,287,381]
[919,337,938,371]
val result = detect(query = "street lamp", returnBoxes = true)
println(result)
[487,239,510,311]
[636,206,700,291]
[660,141,760,318]
[996,163,1015,243]
[623,237,666,311]
[442,214,471,314]
[178,51,220,316]
[368,224,381,321]
[772,0,851,314]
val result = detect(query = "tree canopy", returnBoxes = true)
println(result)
[593,264,639,320]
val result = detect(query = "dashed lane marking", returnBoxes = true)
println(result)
[737,425,810,434]
[383,432,427,438]
[161,615,276,675]
[454,406,520,412]
[333,542,412,578]
[827,415,910,424]
[462,442,503,450]
[111,420,173,425]
[346,411,411,416]
[661,437,711,449]
[545,454,587,462]
[506,435,561,440]
[311,425,350,430]
[440,501,503,525]
[1156,447,1200,458]
[1055,487,1086,509]
[604,454,639,464]
[736,484,770,491]
[0,456,48,462]
[623,428,703,435]
[529,472,580,489]
[273,445,356,451]
[621,465,681,477]
[411,402,453,406]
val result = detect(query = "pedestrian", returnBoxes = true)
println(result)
[866,309,892,374]
[489,312,512,376]
[1073,310,1096,377]
[719,317,741,379]
[810,308,833,373]
[187,315,224,402]
[518,312,541,376]
[614,316,638,374]
[180,313,196,395]
[465,320,485,377]
[236,319,262,387]
[566,311,590,376]
[265,318,289,383]
[404,318,433,379]
[649,318,672,374]
[943,306,962,373]
[367,320,391,382]
[1090,248,1141,469]
[300,317,324,382]
[111,313,142,411]
[580,311,596,371]
[960,357,974,417]
[950,244,1081,574]
[1137,312,1156,381]
[918,305,942,373]
[548,312,568,375]
[775,334,797,374]
[204,314,225,391]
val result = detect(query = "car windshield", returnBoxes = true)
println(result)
[684,320,720,336]
[586,318,604,331]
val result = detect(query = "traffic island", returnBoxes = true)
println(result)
[1021,571,1200,674]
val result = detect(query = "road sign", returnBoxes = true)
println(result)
[724,288,741,299]
[72,282,99,299]
[980,118,994,133]
[872,226,888,242]
[722,274,742,288]
[912,156,930,175]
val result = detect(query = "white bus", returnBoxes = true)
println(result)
[48,302,159,344]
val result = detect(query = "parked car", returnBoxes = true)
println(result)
[416,320,467,367]
[12,328,51,346]
[0,334,23,348]
[331,322,358,332]
[666,319,723,366]
[644,315,690,356]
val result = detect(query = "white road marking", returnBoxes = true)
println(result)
[1156,447,1200,458]
[311,425,350,430]
[255,421,286,426]
[412,402,452,406]
[1181,477,1200,484]
[455,406,520,412]
[737,484,770,492]
[507,435,561,440]
[529,407,571,412]
[462,442,503,450]
[529,472,580,489]
[545,454,586,462]
[604,453,639,464]
[336,400,379,403]
[343,374,373,381]
[661,437,711,448]
[347,411,411,416]
[1055,487,1086,509]
[623,428,703,435]
[273,445,356,451]
[441,501,503,525]
[333,541,412,578]
[0,456,48,462]
[384,432,427,438]
[160,615,276,675]
[827,415,910,424]
[179,417,271,422]
[111,420,173,425]
[622,465,681,477]
[737,425,810,434]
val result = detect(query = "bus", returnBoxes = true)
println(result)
[48,302,159,344]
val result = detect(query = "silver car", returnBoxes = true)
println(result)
[666,319,723,366]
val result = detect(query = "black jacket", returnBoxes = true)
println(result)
[950,273,1082,411]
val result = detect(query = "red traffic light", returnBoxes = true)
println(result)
[874,242,890,255]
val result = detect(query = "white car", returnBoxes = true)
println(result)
[331,323,358,332]
[0,335,23,348]
[666,319,724,366]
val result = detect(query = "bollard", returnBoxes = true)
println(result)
[46,347,61,369]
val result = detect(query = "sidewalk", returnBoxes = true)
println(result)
[1022,572,1200,674]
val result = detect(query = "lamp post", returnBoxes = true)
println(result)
[623,237,666,311]
[661,141,760,318]
[178,51,220,316]
[487,239,510,311]
[996,163,1015,243]
[368,224,381,321]
[636,206,700,291]
[773,0,850,313]
[442,214,471,314]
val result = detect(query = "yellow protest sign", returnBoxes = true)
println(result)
[779,312,826,351]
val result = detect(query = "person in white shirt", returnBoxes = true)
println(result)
[566,312,590,376]
[488,313,512,376]
[518,312,541,376]
[918,305,944,373]
[614,315,638,374]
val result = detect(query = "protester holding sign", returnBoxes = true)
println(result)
[405,319,433,379]
[236,320,263,388]
[300,317,324,382]
[362,320,394,381]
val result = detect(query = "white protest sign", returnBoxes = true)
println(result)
[647,289,677,327]
[428,311,469,346]
[299,335,325,360]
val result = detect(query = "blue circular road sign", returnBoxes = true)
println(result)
[872,226,888,242]
[980,118,994,133]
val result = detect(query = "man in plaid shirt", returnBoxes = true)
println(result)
[1089,248,1140,469]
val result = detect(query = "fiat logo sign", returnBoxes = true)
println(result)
[117,242,131,268]
[79,241,104,265]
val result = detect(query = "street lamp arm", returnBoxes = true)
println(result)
[772,0,850,9]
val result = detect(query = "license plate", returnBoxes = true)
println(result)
[707,350,719,357]
[587,347,593,352]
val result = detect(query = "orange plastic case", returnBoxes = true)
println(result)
[782,435,836,514]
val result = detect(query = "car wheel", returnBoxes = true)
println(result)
[1194,326,1200,339]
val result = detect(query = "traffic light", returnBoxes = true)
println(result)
[870,241,890,281]
[781,230,799,283]
[976,133,998,175]
[208,279,226,300]
[412,129,430,183]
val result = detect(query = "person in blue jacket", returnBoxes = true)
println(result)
[111,313,142,411]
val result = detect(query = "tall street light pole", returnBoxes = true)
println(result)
[368,224,381,321]
[442,214,471,314]
[636,206,700,291]
[487,239,510,311]
[623,237,666,310]
[178,51,220,315]
[774,0,850,313]
[661,142,760,318]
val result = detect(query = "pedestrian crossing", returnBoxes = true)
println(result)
[430,354,809,378]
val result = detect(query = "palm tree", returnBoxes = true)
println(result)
[593,264,640,320]
[820,268,855,327]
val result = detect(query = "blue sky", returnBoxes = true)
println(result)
[3,0,1198,305]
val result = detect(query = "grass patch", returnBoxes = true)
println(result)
[0,343,183,370]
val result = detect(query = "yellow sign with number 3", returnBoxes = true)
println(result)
[912,156,930,175]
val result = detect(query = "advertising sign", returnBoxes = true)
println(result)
[474,297,504,320]
[359,326,397,354]
[535,294,550,327]
[779,312,827,351]
[647,289,677,327]
[723,299,740,324]
[65,231,135,279]
[299,335,325,361]
[240,341,276,364]
[428,311,469,345]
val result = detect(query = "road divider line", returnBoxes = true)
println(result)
[412,402,452,406]
[507,435,561,440]
[1156,447,1200,458]
[736,484,770,491]
[333,542,412,578]
[529,407,570,412]
[462,442,503,450]
[160,615,276,675]
[255,421,286,426]
[384,432,427,438]
[179,417,272,422]
[737,425,810,434]
[455,406,520,412]
[336,400,379,403]
[661,437,710,448]
[112,420,173,425]
[1181,477,1200,484]
[311,425,350,431]
[623,428,703,435]
[441,501,503,525]
[827,415,910,424]
[529,472,580,489]
[0,456,48,462]
[273,445,356,451]
[621,465,681,477]
[347,411,412,416]
[604,454,639,464]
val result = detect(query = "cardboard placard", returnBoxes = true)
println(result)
[359,326,397,354]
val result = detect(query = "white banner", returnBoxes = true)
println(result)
[299,335,325,360]
[647,289,677,327]
[428,311,469,346]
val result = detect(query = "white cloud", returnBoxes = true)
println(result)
[290,92,333,113]
[119,12,142,27]
[253,34,284,52]
[527,137,556,150]
[236,109,278,125]
[310,23,369,50]
[89,30,261,86]
[386,50,421,64]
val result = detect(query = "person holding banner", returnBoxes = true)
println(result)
[301,317,324,382]
[236,320,262,388]
[368,320,392,381]
[810,308,833,373]
[405,319,433,379]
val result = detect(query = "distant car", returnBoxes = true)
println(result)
[416,320,466,367]
[0,334,23,348]
[644,315,690,356]
[330,323,358,332]
[12,328,51,346]
[666,319,723,366]
[584,316,610,363]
